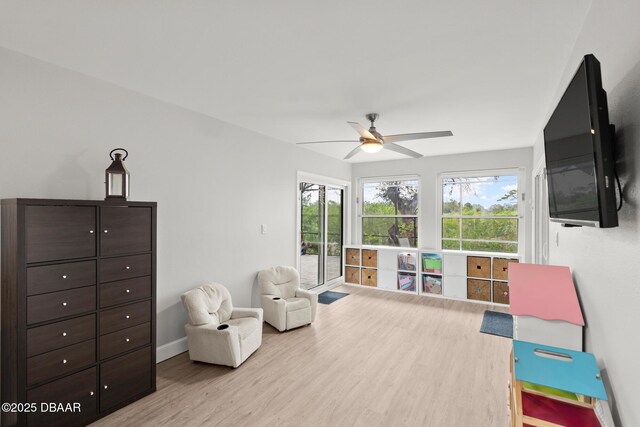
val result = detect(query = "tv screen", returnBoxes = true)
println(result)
[544,54,618,228]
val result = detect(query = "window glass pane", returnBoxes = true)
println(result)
[461,240,517,253]
[362,217,417,247]
[442,239,460,250]
[461,218,518,242]
[459,175,518,216]
[442,182,459,217]
[442,218,460,239]
[326,187,343,281]
[363,180,418,216]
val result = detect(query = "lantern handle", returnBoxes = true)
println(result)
[109,148,128,161]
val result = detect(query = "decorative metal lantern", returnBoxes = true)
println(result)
[105,148,130,200]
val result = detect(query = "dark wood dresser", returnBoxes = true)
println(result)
[1,199,156,427]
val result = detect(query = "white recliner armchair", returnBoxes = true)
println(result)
[257,266,318,332]
[180,283,263,368]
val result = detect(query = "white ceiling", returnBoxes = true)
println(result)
[0,1,591,162]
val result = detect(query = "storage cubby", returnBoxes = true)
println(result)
[422,275,443,295]
[493,257,519,281]
[361,268,378,287]
[362,249,378,267]
[397,252,417,271]
[467,256,491,279]
[467,278,491,301]
[345,266,360,284]
[493,281,509,304]
[342,245,519,306]
[421,253,443,295]
[397,272,416,292]
[345,248,361,266]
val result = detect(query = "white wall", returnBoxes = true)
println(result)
[531,0,640,424]
[0,48,351,352]
[350,147,533,261]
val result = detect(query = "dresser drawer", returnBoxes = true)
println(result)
[27,339,95,386]
[100,254,151,283]
[100,300,151,335]
[27,367,97,427]
[100,322,151,360]
[100,276,151,308]
[26,205,97,263]
[27,286,96,325]
[27,314,96,357]
[100,206,152,257]
[27,260,96,296]
[100,346,152,411]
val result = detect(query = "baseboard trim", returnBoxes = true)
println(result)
[157,337,188,363]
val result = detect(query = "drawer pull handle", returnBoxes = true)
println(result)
[62,332,67,337]
[62,275,67,279]
[89,230,94,234]
[104,385,108,389]
[126,338,130,342]
[126,289,130,293]
[62,302,68,307]
[104,230,109,233]
[126,266,131,270]
[62,359,67,364]
[90,391,94,396]
[126,315,130,319]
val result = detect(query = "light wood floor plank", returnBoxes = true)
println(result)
[92,285,511,427]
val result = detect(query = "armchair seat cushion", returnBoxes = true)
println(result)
[227,317,260,339]
[285,297,310,312]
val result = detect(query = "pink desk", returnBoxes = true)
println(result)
[509,263,584,325]
[509,263,584,351]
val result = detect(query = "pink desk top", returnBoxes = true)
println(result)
[509,263,584,326]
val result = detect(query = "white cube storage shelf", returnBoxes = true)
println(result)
[343,245,521,306]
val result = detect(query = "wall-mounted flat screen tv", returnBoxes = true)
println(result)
[544,54,618,228]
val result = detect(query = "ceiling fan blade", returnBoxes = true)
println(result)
[383,142,423,159]
[297,140,359,145]
[343,145,362,160]
[347,121,376,140]
[382,130,453,143]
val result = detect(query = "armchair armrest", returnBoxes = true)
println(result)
[184,322,242,367]
[295,288,318,321]
[232,307,264,324]
[261,294,287,331]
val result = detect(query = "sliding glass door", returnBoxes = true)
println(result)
[300,182,344,289]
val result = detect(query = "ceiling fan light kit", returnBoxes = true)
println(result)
[297,113,453,160]
[360,139,383,153]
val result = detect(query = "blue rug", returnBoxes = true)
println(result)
[318,291,349,305]
[480,310,513,338]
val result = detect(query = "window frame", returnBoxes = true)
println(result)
[358,175,421,248]
[436,168,525,255]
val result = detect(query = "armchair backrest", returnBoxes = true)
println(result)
[180,283,233,326]
[257,266,300,299]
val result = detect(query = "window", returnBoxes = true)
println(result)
[441,174,519,253]
[361,178,419,247]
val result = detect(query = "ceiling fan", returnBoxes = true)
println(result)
[297,113,453,160]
